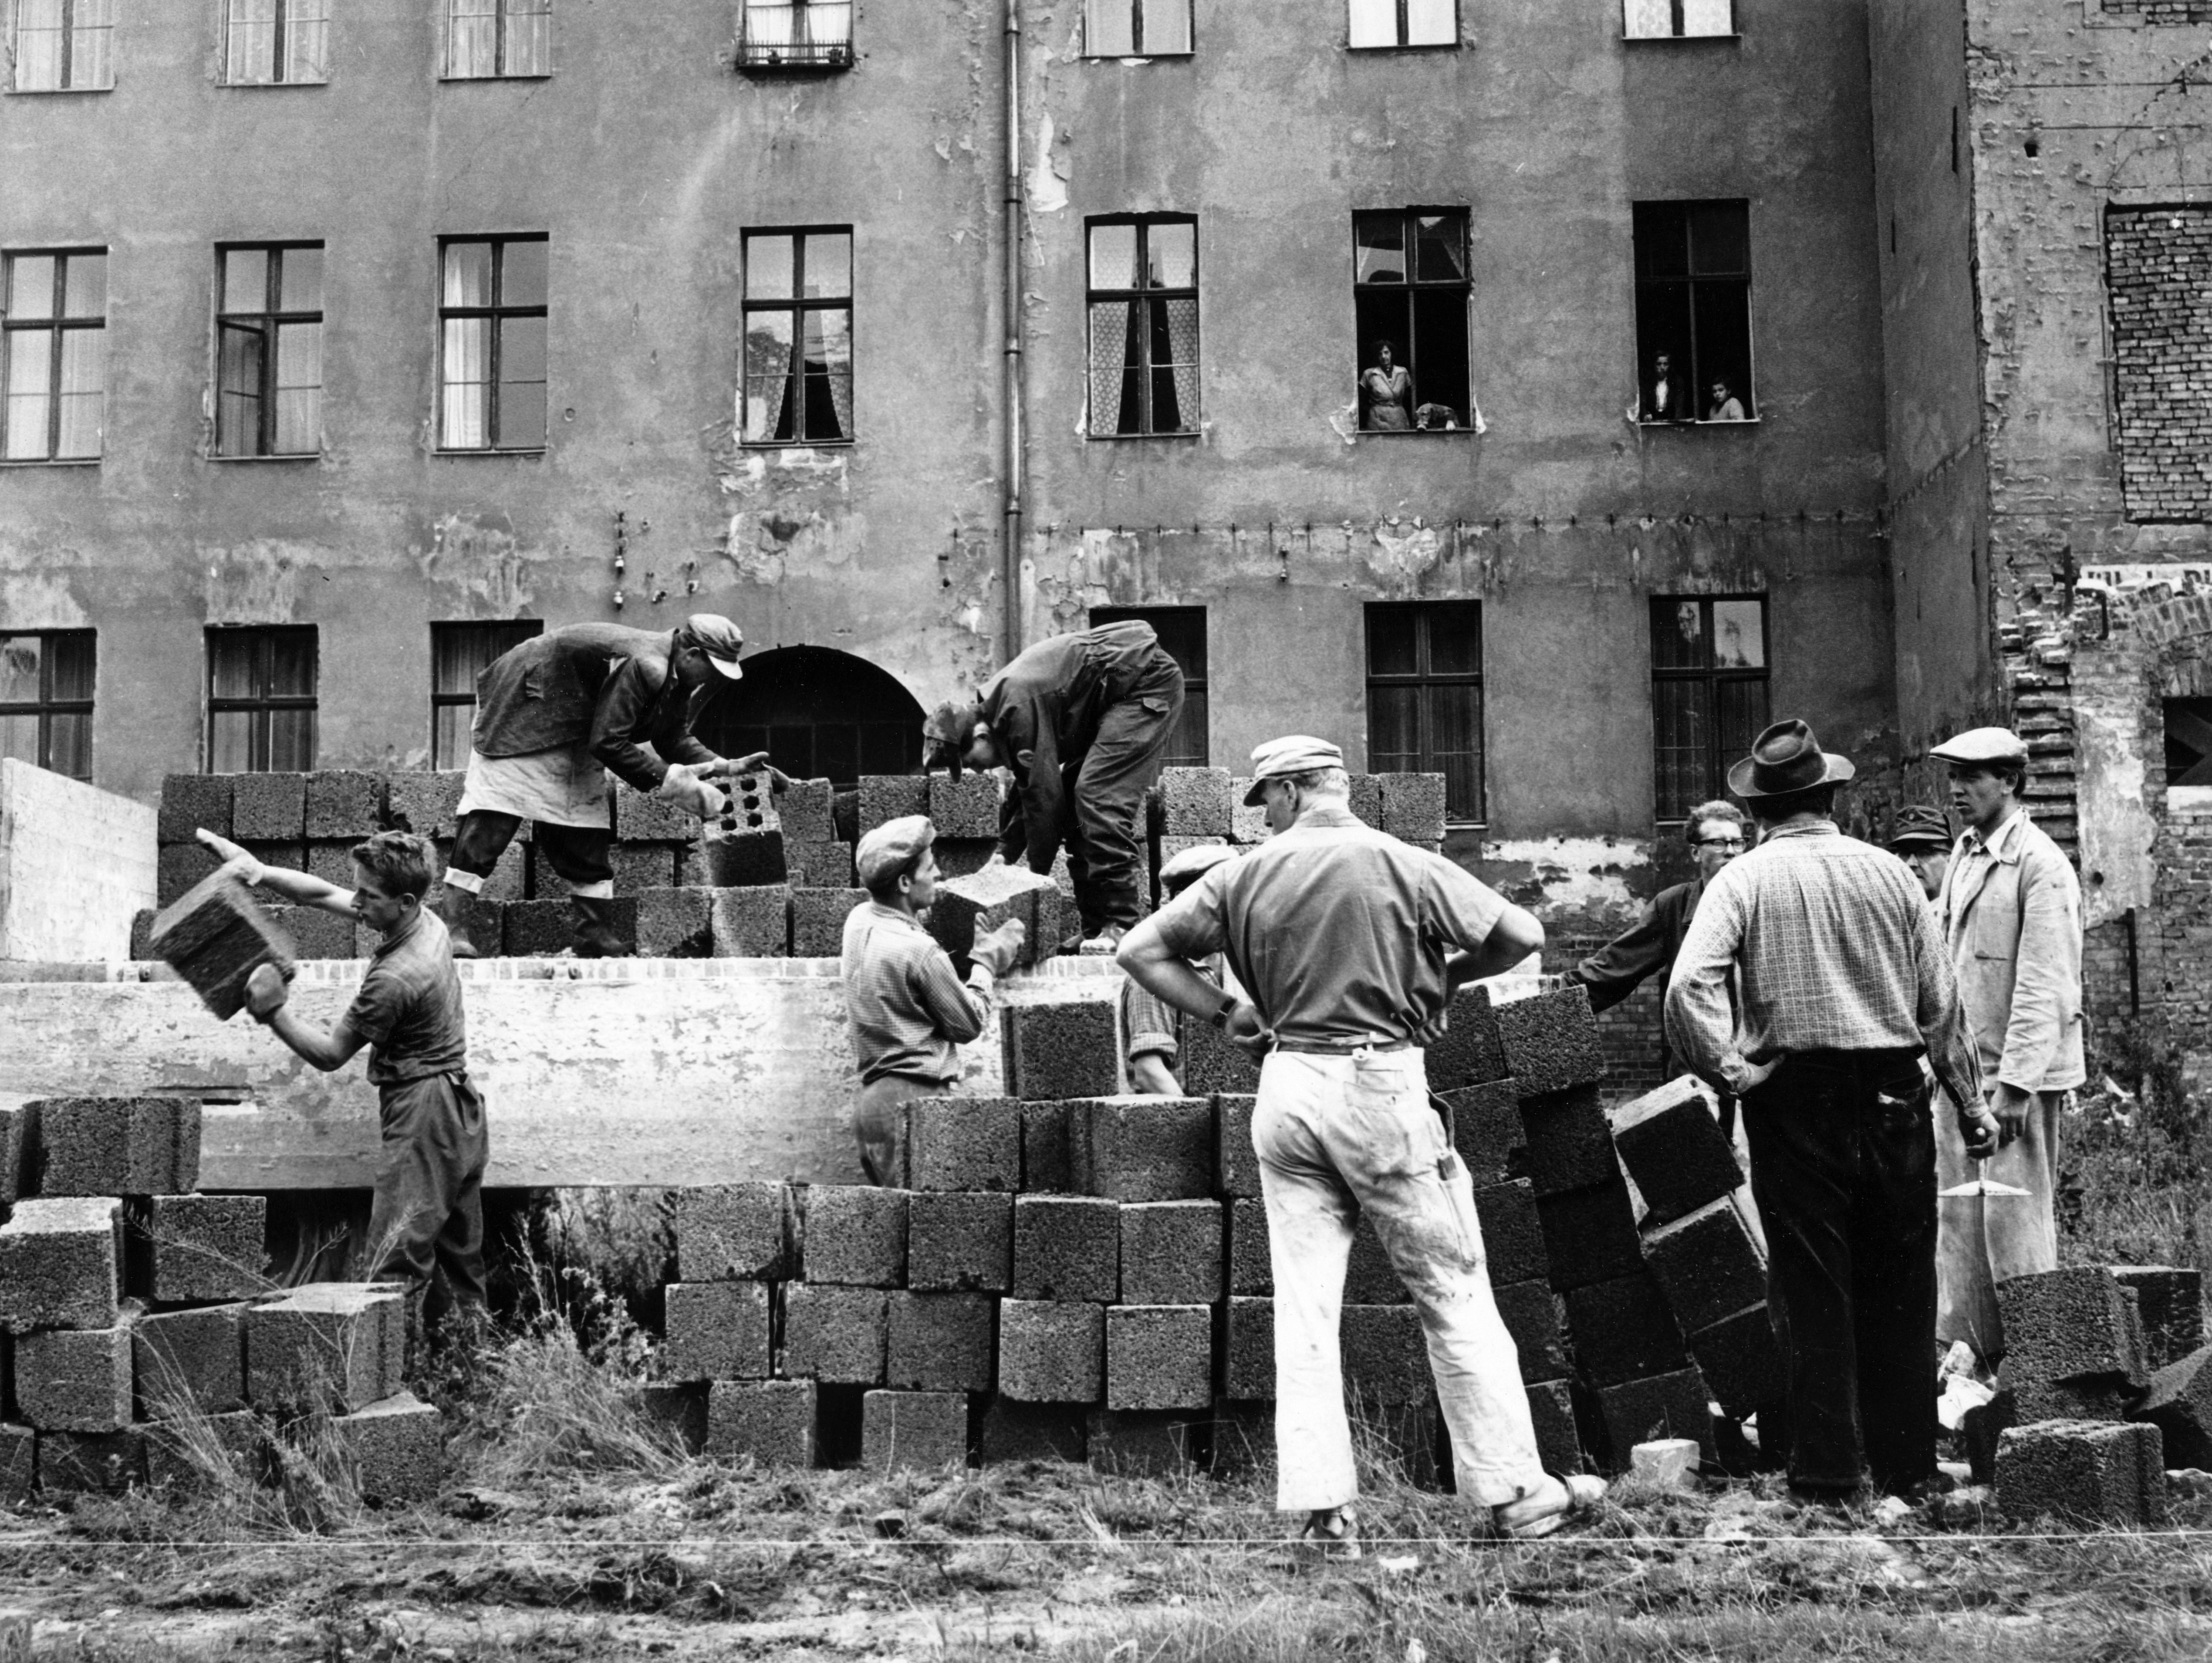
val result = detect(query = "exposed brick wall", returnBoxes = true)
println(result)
[2100,0,2212,19]
[2108,206,2212,522]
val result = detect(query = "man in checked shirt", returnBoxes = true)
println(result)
[1666,720,1996,1507]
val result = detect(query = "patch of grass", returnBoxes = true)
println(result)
[2060,1079,2212,1273]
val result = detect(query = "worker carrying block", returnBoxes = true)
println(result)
[923,619,1184,955]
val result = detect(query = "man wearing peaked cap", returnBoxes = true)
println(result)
[1888,804,1957,903]
[1928,724,2083,1364]
[1121,734,1607,1549]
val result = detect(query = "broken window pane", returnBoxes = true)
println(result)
[1415,216,1465,283]
[1355,213,1405,284]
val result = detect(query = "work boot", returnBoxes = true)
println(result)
[571,895,634,959]
[434,885,488,960]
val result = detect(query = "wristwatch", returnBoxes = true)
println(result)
[1208,994,1239,1030]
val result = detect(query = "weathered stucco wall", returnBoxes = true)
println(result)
[0,760,156,961]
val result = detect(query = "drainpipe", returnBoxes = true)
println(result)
[1002,0,1026,663]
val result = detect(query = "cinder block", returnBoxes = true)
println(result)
[304,771,384,839]
[1997,1268,2148,1386]
[978,1396,1086,1463]
[334,1390,443,1505]
[1088,1407,1206,1476]
[784,839,855,888]
[1158,767,1233,836]
[663,1281,772,1382]
[906,1191,1012,1293]
[1378,771,1446,842]
[790,888,866,956]
[699,826,788,889]
[1425,985,1508,1091]
[640,1382,707,1454]
[244,1283,405,1411]
[1347,774,1383,828]
[907,1097,1023,1193]
[131,1193,264,1302]
[1341,1304,1429,1406]
[1229,1197,1271,1296]
[158,840,222,907]
[1021,1100,1074,1193]
[1067,1096,1213,1201]
[1229,781,1268,845]
[1002,1003,1121,1101]
[2134,1344,2212,1468]
[1107,1305,1213,1410]
[1515,1085,1615,1199]
[1226,1295,1274,1400]
[1642,1197,1768,1334]
[270,902,358,960]
[632,887,713,957]
[231,772,307,840]
[615,784,699,843]
[1686,1304,1786,1419]
[1493,986,1604,1095]
[858,774,930,833]
[149,872,297,1020]
[2112,1267,2204,1371]
[1495,1279,1569,1384]
[925,862,1057,972]
[1564,1273,1689,1387]
[39,1429,145,1495]
[2007,1369,2140,1424]
[1121,1200,1224,1306]
[675,1183,794,1282]
[1214,1095,1260,1197]
[1597,1368,1714,1468]
[1442,1079,1526,1188]
[781,1284,887,1384]
[709,885,790,957]
[1343,1214,1409,1305]
[611,845,678,894]
[706,1379,817,1466]
[1179,1019,1262,1096]
[799,1186,907,1288]
[134,1303,247,1416]
[928,772,1004,838]
[0,1099,31,1217]
[1609,1076,1741,1227]
[0,1197,121,1332]
[933,838,1001,879]
[1013,1195,1120,1302]
[383,771,466,839]
[1996,1420,2165,1527]
[998,1299,1104,1403]
[778,778,837,844]
[718,771,782,833]
[1473,1179,1549,1288]
[159,773,233,843]
[15,1323,133,1432]
[503,896,636,957]
[1534,1178,1643,1292]
[1526,1379,1583,1473]
[887,1291,994,1393]
[863,1388,969,1473]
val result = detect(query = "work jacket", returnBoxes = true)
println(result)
[471,622,720,794]
[1939,808,2086,1093]
[1567,879,1701,1016]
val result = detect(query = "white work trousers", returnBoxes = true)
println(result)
[1256,1047,1549,1512]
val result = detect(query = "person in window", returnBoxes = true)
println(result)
[1707,380,1748,422]
[1644,352,1691,423]
[1361,339,1415,432]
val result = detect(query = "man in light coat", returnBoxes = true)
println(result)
[1931,726,2086,1363]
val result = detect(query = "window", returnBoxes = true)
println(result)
[2,250,105,462]
[0,630,93,780]
[1347,0,1455,48]
[10,0,112,91]
[1651,598,1768,820]
[1091,605,1206,765]
[445,0,549,78]
[692,645,921,788]
[1366,602,1483,823]
[1622,0,1734,37]
[1634,200,1754,423]
[432,619,541,768]
[2166,698,2212,788]
[1087,217,1199,438]
[737,0,852,69]
[1353,209,1469,433]
[1084,0,1190,54]
[207,625,317,773]
[223,0,328,84]
[742,229,852,446]
[439,237,547,452]
[216,244,323,458]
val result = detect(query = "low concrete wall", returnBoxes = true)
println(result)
[0,759,156,963]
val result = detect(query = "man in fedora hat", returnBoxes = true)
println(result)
[1667,719,1992,1505]
[1929,726,2083,1364]
[1888,805,1955,903]
[1119,736,1605,1550]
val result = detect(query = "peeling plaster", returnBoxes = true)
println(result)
[0,573,89,630]
[1368,523,1445,590]
[1026,110,1070,214]
[201,543,309,624]
[722,507,866,586]
[2077,703,2157,927]
[419,514,538,615]
[1477,836,1652,930]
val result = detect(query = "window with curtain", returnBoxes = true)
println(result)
[216,244,323,458]
[1634,199,1755,423]
[1365,602,1483,823]
[1090,606,1207,765]
[1087,216,1199,438]
[742,228,853,446]
[1353,208,1469,432]
[207,625,317,773]
[431,619,542,767]
[1651,596,1768,819]
[10,0,113,91]
[1347,0,1455,48]
[1622,0,1735,38]
[1083,0,1191,55]
[0,630,94,781]
[223,0,328,83]
[2,249,105,462]
[446,0,550,78]
[439,236,547,452]
[737,0,853,68]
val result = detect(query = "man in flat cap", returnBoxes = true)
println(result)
[1124,842,1242,1095]
[1120,737,1605,1550]
[1888,805,1956,903]
[922,619,1184,956]
[1668,719,1990,1507]
[1929,726,2084,1364]
[440,616,763,959]
[841,815,1027,1185]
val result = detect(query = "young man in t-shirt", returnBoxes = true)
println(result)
[198,827,487,1316]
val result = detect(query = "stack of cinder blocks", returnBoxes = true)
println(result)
[0,1095,438,1506]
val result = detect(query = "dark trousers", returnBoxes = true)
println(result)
[451,810,614,896]
[1741,1050,1937,1497]
[368,1071,490,1316]
[1061,650,1185,934]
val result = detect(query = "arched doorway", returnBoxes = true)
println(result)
[694,645,923,787]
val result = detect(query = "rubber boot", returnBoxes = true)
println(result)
[435,885,487,960]
[571,895,633,959]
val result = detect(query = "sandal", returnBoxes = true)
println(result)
[1496,1473,1606,1540]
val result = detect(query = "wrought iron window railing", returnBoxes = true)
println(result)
[737,3,853,70]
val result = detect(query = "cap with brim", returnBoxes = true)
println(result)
[1726,719,1857,799]
[1159,843,1239,891]
[1243,735,1347,805]
[1888,804,1953,851]
[855,814,936,888]
[1928,726,2028,767]
[686,613,746,679]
